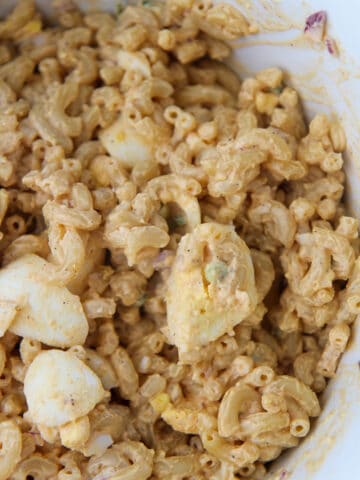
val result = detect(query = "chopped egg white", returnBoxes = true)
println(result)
[99,114,152,170]
[0,254,88,348]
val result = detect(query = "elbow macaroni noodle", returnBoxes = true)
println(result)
[0,0,357,478]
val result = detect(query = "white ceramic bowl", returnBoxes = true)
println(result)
[1,1,359,479]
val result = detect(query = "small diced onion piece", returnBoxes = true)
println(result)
[304,11,326,42]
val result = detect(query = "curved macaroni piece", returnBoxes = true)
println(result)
[24,349,106,428]
[29,102,73,153]
[104,205,170,266]
[258,445,283,462]
[153,453,202,478]
[0,188,9,230]
[244,365,275,387]
[0,254,88,348]
[200,145,266,200]
[335,258,360,324]
[0,0,35,40]
[282,239,333,305]
[59,46,98,85]
[201,431,259,468]
[0,419,22,480]
[261,392,287,414]
[58,27,92,50]
[175,84,235,108]
[250,249,275,302]
[124,226,169,266]
[118,5,160,31]
[316,323,350,378]
[243,302,267,328]
[294,233,335,298]
[285,397,310,438]
[67,233,105,295]
[87,441,154,480]
[0,55,35,94]
[20,337,41,366]
[313,227,355,280]
[0,343,5,377]
[236,128,306,180]
[166,223,258,358]
[249,197,296,249]
[145,174,202,232]
[83,296,116,320]
[110,346,139,399]
[303,177,344,204]
[336,216,359,240]
[47,82,82,137]
[165,106,197,144]
[43,201,102,231]
[118,50,151,78]
[161,405,216,435]
[2,234,49,266]
[193,3,251,41]
[169,142,206,184]
[238,412,290,437]
[252,429,299,448]
[218,382,261,437]
[10,455,59,480]
[28,81,82,153]
[293,351,319,386]
[44,225,86,286]
[129,77,174,116]
[263,376,320,417]
[84,348,118,390]
[89,154,128,189]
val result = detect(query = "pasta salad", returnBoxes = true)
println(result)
[0,0,358,479]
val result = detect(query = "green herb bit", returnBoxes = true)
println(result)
[270,85,284,95]
[116,2,125,15]
[204,261,228,283]
[173,215,186,226]
[134,293,147,307]
[168,215,187,229]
